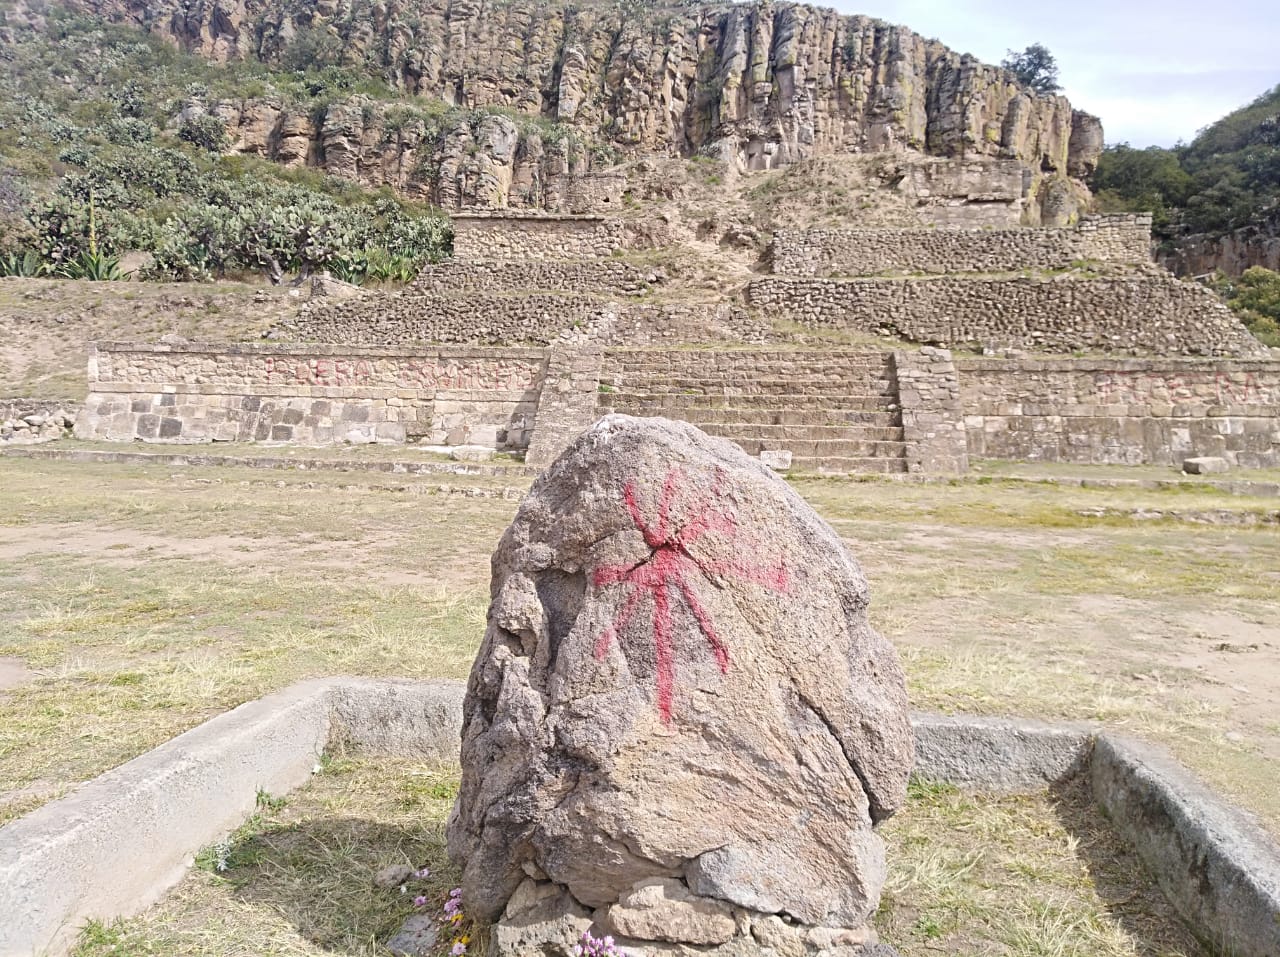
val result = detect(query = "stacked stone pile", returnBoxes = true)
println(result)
[746,273,1270,358]
[772,215,1153,277]
[0,401,76,444]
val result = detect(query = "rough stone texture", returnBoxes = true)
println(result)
[277,292,766,349]
[598,350,911,475]
[1181,456,1230,475]
[1091,735,1280,957]
[523,346,604,469]
[600,879,737,945]
[1159,221,1280,278]
[0,399,78,445]
[76,343,546,450]
[891,349,968,475]
[413,259,656,297]
[448,415,913,934]
[746,273,1269,358]
[772,215,1152,277]
[385,915,438,957]
[451,216,623,261]
[69,1,1101,212]
[958,358,1280,468]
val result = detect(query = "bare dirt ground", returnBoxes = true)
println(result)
[1,455,1275,956]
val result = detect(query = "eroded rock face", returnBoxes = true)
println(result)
[447,415,913,941]
[66,0,1101,210]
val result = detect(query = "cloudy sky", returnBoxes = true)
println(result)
[828,0,1278,147]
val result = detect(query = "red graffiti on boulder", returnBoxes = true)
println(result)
[592,467,789,722]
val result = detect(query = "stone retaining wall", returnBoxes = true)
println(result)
[958,358,1280,467]
[77,343,547,449]
[745,274,1267,358]
[451,215,624,261]
[412,259,655,296]
[773,215,1153,277]
[277,293,767,347]
[74,344,1280,472]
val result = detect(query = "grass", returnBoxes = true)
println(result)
[71,755,474,957]
[1,456,1271,956]
[69,758,1204,957]
[1,457,1277,835]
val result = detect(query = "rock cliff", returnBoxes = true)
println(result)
[67,0,1103,211]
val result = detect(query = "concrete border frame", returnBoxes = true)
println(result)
[1,680,1277,957]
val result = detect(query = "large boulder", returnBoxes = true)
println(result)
[447,415,913,951]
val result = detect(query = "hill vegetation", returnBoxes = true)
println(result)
[1090,84,1280,241]
[0,4,452,284]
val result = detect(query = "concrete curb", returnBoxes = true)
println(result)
[2,680,1278,956]
[1092,735,1280,956]
[0,680,334,957]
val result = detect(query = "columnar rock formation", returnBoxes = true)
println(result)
[68,0,1102,212]
[447,415,914,954]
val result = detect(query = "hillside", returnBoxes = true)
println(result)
[1091,84,1280,276]
[2,0,1101,214]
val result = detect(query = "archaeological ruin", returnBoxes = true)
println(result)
[76,204,1280,475]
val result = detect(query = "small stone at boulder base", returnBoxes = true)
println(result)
[447,414,913,952]
[385,914,438,957]
[1183,456,1230,475]
[601,878,736,945]
[373,863,414,888]
[758,449,793,471]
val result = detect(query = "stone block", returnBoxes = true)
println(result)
[159,417,182,439]
[1182,456,1229,475]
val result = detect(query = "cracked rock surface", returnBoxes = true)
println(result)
[447,415,913,936]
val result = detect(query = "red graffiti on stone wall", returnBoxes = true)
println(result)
[1093,370,1274,405]
[591,468,789,723]
[261,356,373,386]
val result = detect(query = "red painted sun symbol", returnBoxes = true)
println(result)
[592,467,789,722]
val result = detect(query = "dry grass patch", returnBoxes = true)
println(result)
[70,760,1205,957]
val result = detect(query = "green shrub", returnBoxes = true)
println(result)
[177,114,229,153]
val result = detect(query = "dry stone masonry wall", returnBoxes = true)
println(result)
[450,215,624,261]
[77,343,546,449]
[960,358,1280,468]
[411,259,655,297]
[773,215,1154,277]
[281,293,767,348]
[76,343,1280,471]
[746,274,1268,358]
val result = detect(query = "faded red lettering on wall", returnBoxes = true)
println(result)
[1092,370,1275,405]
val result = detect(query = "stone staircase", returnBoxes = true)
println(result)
[599,350,908,473]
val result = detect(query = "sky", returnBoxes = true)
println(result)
[828,0,1278,147]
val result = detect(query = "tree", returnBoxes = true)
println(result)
[1002,44,1062,95]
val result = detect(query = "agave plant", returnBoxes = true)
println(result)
[0,249,53,278]
[58,248,130,281]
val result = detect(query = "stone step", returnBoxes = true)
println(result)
[619,408,901,428]
[606,393,899,412]
[602,377,897,395]
[604,362,892,379]
[727,437,907,458]
[793,456,910,475]
[698,423,905,443]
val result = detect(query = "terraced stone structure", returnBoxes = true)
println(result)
[80,204,1278,474]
